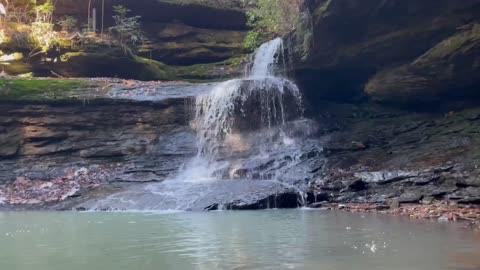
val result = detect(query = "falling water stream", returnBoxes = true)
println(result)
[188,38,303,181]
[84,38,314,211]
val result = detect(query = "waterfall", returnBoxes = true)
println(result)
[249,38,284,77]
[84,38,312,211]
[187,37,303,181]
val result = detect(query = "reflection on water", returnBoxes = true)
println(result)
[0,210,479,270]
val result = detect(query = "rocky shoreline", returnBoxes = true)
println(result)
[1,97,480,218]
[316,202,480,231]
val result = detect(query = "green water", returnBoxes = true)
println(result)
[0,210,479,270]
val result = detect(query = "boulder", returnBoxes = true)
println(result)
[51,51,175,81]
[292,0,480,105]
[366,24,480,103]
[354,171,414,185]
[398,192,423,203]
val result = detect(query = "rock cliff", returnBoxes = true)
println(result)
[292,0,480,105]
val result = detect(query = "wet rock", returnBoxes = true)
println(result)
[0,98,190,186]
[449,187,480,201]
[0,142,20,158]
[204,204,219,211]
[409,175,439,186]
[223,192,301,210]
[112,171,163,183]
[387,198,400,209]
[348,179,368,191]
[316,192,330,202]
[323,143,366,154]
[306,192,330,204]
[421,196,435,205]
[354,171,414,185]
[23,171,55,181]
[376,204,390,211]
[458,198,480,205]
[80,147,125,159]
[351,141,367,150]
[318,181,345,192]
[67,188,82,198]
[398,192,423,203]
[307,202,323,209]
[458,176,480,187]
[429,187,458,198]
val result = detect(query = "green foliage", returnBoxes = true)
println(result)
[28,0,57,51]
[58,16,78,32]
[31,0,54,23]
[227,54,249,67]
[109,5,144,50]
[244,0,303,50]
[243,30,260,51]
[0,79,96,101]
[5,1,32,24]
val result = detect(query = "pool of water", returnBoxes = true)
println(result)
[0,210,479,270]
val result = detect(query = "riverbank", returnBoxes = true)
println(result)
[319,202,480,231]
[2,96,480,216]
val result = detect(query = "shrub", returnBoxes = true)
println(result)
[109,5,144,51]
[244,0,304,51]
[58,16,78,32]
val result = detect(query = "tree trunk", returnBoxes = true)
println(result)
[101,0,104,34]
[87,0,91,32]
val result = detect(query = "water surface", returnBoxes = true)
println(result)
[0,210,479,270]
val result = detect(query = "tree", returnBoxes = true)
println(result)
[101,0,105,34]
[109,5,143,51]
[31,0,54,23]
[30,0,56,51]
[87,0,91,32]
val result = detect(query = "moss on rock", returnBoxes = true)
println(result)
[0,78,98,101]
[53,52,176,81]
[365,24,480,103]
[173,55,247,81]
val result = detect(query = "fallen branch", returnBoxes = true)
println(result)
[50,70,65,78]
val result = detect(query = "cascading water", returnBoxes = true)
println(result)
[84,38,316,211]
[188,38,303,181]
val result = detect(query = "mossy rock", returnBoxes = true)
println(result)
[173,55,247,81]
[52,52,176,81]
[1,60,32,75]
[0,78,98,101]
[365,24,480,103]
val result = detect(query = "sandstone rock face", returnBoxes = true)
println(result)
[307,102,480,205]
[55,0,247,65]
[293,0,480,105]
[140,22,245,65]
[0,98,194,185]
[366,24,480,103]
